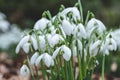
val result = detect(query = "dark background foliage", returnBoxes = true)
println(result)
[0,0,120,29]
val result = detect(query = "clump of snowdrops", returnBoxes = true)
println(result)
[16,0,120,80]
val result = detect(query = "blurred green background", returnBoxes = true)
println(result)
[0,0,120,78]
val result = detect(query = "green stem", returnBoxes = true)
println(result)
[41,62,46,80]
[102,54,105,80]
[85,11,90,26]
[50,67,54,80]
[76,40,82,80]
[35,66,39,80]
[27,56,35,80]
[70,60,74,80]
[78,0,83,23]
[64,61,68,80]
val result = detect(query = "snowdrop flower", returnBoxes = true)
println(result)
[77,39,83,53]
[47,34,64,48]
[16,35,38,54]
[22,42,31,53]
[35,53,54,67]
[34,18,49,30]
[89,40,102,56]
[100,43,110,55]
[52,45,71,61]
[30,52,39,65]
[86,18,106,38]
[60,7,80,21]
[71,39,82,56]
[39,35,46,51]
[61,19,74,35]
[72,45,77,56]
[20,64,30,76]
[73,24,87,39]
[110,29,120,49]
[105,35,117,51]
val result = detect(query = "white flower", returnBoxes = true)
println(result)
[16,35,38,54]
[86,18,106,38]
[110,29,120,49]
[77,24,87,39]
[61,19,74,36]
[71,39,82,56]
[31,36,38,50]
[105,37,117,51]
[35,54,44,66]
[61,45,72,61]
[47,34,64,48]
[77,39,83,53]
[34,18,49,30]
[60,7,80,21]
[73,24,86,39]
[52,45,71,61]
[52,47,61,59]
[39,35,46,51]
[72,45,77,56]
[16,35,30,53]
[22,42,31,53]
[89,40,102,56]
[100,42,109,55]
[20,64,30,76]
[35,53,54,67]
[30,52,39,65]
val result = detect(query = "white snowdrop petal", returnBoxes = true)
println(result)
[52,47,61,59]
[30,52,39,65]
[86,18,106,35]
[62,45,71,61]
[90,40,101,51]
[90,40,101,56]
[50,34,64,47]
[35,54,44,66]
[105,49,109,55]
[105,37,117,51]
[15,44,21,54]
[61,20,74,35]
[77,39,83,51]
[86,27,96,38]
[19,35,30,47]
[20,64,30,76]
[111,38,117,51]
[96,19,106,33]
[22,43,30,53]
[46,34,52,45]
[31,36,38,50]
[34,18,49,30]
[43,53,54,67]
[39,36,46,50]
[60,7,80,21]
[72,46,77,56]
[78,24,87,39]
